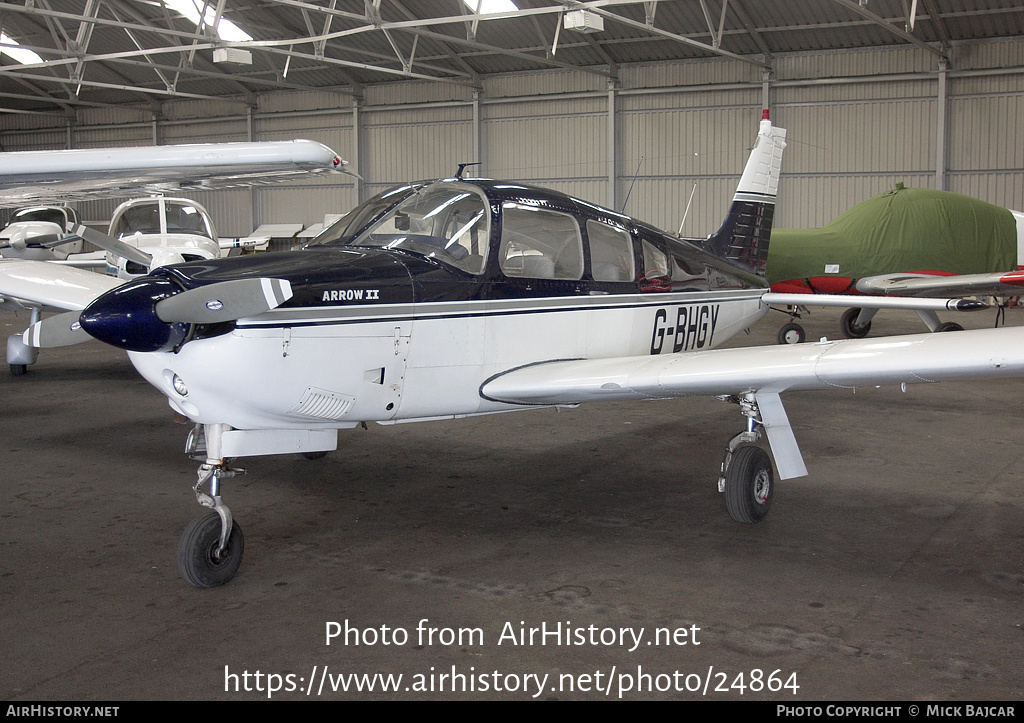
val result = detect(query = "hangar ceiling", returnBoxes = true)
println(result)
[0,0,1022,114]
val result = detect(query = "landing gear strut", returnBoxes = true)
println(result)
[718,394,775,523]
[178,424,246,587]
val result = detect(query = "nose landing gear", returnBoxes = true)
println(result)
[178,425,247,587]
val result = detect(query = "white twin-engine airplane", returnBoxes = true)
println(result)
[0,139,348,375]
[10,112,1024,588]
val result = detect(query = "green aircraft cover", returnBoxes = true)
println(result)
[766,184,1018,286]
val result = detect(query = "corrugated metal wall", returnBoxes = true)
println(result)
[2,38,1023,241]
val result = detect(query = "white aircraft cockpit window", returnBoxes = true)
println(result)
[11,207,72,230]
[113,204,162,238]
[500,204,583,281]
[587,220,635,282]
[164,203,214,239]
[352,185,490,275]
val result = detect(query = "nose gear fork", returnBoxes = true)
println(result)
[177,423,247,587]
[193,462,243,556]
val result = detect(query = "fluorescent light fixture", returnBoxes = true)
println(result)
[165,0,253,42]
[0,33,43,64]
[462,0,518,15]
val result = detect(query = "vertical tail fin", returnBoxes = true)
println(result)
[702,110,787,276]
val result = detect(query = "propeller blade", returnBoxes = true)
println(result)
[69,223,153,268]
[23,311,91,348]
[154,277,293,324]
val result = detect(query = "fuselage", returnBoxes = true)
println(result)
[87,179,772,430]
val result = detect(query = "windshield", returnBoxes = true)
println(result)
[307,184,422,248]
[12,207,67,228]
[314,183,491,275]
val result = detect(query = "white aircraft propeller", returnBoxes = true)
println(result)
[22,310,91,348]
[66,223,153,268]
[23,277,293,349]
[154,277,293,324]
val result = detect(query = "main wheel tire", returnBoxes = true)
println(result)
[935,321,964,332]
[178,511,244,588]
[777,322,806,345]
[724,446,774,524]
[840,307,871,338]
[10,364,26,376]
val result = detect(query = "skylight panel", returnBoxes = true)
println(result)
[164,0,253,42]
[0,33,43,64]
[462,0,518,15]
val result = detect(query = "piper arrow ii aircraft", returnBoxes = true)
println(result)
[10,112,1024,588]
[0,139,348,374]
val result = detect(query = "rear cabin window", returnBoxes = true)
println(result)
[499,203,583,280]
[642,239,671,280]
[587,220,635,282]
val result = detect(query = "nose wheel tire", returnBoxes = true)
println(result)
[724,445,774,524]
[777,322,806,345]
[178,511,244,588]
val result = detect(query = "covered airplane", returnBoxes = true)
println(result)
[767,184,1024,343]
[6,113,1021,588]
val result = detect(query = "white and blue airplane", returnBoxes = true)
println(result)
[3,114,1020,588]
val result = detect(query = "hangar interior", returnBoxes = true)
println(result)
[2,0,1024,702]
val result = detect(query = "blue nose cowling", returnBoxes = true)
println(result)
[79,274,190,352]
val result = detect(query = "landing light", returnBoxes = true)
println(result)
[172,374,188,397]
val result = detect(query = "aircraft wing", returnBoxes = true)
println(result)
[481,326,1024,479]
[855,271,1024,298]
[0,139,349,207]
[0,258,122,312]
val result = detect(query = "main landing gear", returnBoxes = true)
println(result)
[718,395,774,523]
[178,424,246,588]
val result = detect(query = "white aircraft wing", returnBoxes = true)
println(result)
[481,326,1024,479]
[0,139,349,207]
[855,271,1024,298]
[0,258,122,312]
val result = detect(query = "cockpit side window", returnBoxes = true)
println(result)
[350,185,490,275]
[587,220,635,282]
[499,203,583,281]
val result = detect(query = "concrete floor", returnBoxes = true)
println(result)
[2,303,1023,701]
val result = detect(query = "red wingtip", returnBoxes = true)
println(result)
[762,109,770,120]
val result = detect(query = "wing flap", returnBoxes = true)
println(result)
[481,326,1024,406]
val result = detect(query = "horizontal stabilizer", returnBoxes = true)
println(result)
[155,277,293,324]
[764,292,988,312]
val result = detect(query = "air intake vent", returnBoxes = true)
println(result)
[289,387,356,420]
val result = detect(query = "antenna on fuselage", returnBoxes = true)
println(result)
[456,162,481,179]
[620,155,644,213]
[678,182,698,236]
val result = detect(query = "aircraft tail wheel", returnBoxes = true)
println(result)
[777,322,806,345]
[935,322,964,332]
[724,446,774,524]
[178,511,244,588]
[840,307,871,339]
[10,364,26,376]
